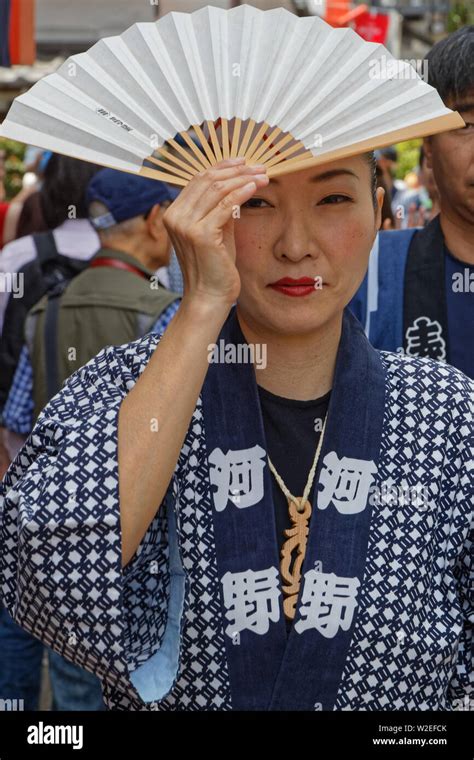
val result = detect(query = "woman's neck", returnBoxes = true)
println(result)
[236,307,342,401]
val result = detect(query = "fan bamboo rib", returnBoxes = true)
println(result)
[136,109,463,187]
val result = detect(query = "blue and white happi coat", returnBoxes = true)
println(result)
[0,308,472,711]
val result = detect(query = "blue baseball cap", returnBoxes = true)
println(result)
[86,168,180,230]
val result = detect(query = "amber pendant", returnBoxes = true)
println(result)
[280,497,312,620]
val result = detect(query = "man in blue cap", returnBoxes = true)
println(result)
[17,169,182,424]
[0,169,182,711]
[1,169,182,445]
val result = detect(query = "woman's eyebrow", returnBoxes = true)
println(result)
[309,169,359,183]
[269,169,359,185]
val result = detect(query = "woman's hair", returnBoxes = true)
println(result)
[14,191,49,239]
[364,151,378,208]
[40,154,102,229]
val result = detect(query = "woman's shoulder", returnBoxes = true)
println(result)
[73,331,163,388]
[106,331,162,371]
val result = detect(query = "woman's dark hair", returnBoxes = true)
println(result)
[40,154,102,229]
[426,26,474,105]
[419,144,424,167]
[14,191,49,239]
[364,151,378,208]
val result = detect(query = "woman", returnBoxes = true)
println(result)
[0,155,472,711]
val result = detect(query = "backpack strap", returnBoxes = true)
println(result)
[32,231,73,399]
[43,281,68,400]
[32,230,58,264]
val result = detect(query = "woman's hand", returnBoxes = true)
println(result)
[163,157,269,308]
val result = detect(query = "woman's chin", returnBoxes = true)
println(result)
[259,302,336,336]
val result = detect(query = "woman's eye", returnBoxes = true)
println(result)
[241,197,271,209]
[319,194,351,205]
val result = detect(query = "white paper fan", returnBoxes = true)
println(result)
[0,4,464,187]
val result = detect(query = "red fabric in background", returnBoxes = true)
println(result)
[353,12,390,44]
[0,203,9,248]
[9,0,35,66]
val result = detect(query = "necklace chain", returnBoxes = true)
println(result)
[267,413,328,512]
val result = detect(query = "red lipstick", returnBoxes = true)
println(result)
[268,277,319,298]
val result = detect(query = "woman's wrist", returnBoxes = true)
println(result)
[178,294,234,326]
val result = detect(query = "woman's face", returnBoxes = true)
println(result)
[234,154,384,336]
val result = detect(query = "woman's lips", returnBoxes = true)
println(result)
[268,277,321,298]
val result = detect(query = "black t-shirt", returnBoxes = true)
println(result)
[257,384,331,635]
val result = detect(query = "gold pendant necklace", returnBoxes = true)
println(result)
[267,413,327,621]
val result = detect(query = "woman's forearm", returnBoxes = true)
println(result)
[118,298,230,567]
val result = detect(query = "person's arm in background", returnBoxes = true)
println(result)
[0,428,27,480]
[118,158,269,567]
[0,436,10,480]
[0,344,33,478]
[1,185,39,246]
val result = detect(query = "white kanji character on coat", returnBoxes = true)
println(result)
[209,444,266,511]
[318,451,377,514]
[221,566,281,637]
[295,570,360,637]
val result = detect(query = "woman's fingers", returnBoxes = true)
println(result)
[169,158,268,223]
[197,175,268,236]
[165,173,268,250]
[161,158,269,307]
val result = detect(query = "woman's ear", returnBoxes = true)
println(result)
[375,186,385,231]
[422,137,433,170]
